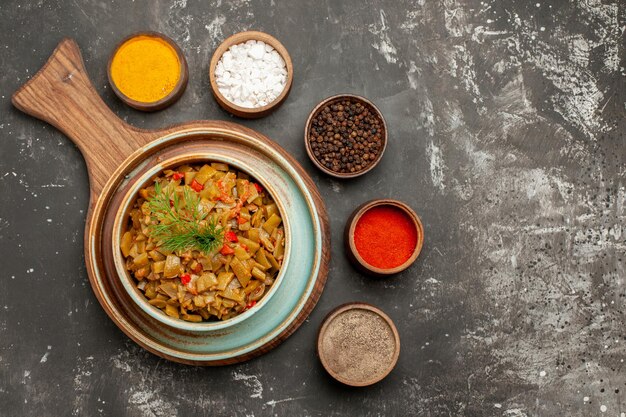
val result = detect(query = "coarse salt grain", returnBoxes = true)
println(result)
[215,39,287,108]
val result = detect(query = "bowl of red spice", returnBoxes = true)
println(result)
[305,94,387,178]
[345,199,423,276]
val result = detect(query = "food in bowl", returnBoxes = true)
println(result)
[120,162,285,322]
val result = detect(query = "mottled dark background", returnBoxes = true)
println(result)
[1,0,624,416]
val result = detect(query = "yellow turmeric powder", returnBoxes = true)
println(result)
[110,35,181,103]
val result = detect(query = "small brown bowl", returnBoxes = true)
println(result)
[345,199,424,276]
[317,302,400,386]
[304,94,387,178]
[209,31,294,119]
[107,32,188,112]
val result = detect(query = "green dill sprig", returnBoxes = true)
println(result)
[146,181,223,254]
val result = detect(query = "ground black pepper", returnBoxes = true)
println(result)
[319,308,397,384]
[308,98,384,174]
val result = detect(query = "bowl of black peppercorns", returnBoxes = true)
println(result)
[305,94,387,178]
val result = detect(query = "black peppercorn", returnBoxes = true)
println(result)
[308,98,384,175]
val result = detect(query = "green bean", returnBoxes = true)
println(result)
[216,272,234,291]
[123,163,285,323]
[262,213,282,234]
[231,258,252,287]
[255,248,272,269]
[165,304,179,318]
[238,236,260,253]
[196,273,217,293]
[251,267,266,281]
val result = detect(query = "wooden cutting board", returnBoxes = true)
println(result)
[12,38,330,365]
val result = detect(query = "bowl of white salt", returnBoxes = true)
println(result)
[209,31,293,119]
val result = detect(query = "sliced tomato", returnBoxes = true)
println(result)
[190,179,204,192]
[220,244,235,256]
[225,231,238,242]
[180,274,191,285]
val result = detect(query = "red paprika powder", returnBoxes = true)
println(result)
[354,205,417,269]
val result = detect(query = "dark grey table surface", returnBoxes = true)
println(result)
[1,0,624,416]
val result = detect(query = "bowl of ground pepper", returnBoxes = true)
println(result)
[108,32,188,111]
[345,199,424,276]
[317,302,400,386]
[305,94,387,178]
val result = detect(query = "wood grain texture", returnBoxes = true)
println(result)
[11,38,329,365]
[208,31,294,119]
[11,38,159,198]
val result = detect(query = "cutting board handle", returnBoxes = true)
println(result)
[12,38,155,197]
